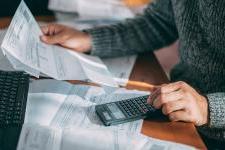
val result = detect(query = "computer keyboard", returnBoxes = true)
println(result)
[0,71,29,127]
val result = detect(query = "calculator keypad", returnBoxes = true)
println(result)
[96,95,164,126]
[116,95,156,117]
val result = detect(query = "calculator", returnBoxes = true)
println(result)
[95,95,163,126]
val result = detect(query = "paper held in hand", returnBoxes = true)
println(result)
[1,0,118,87]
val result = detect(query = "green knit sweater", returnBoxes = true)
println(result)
[86,0,225,141]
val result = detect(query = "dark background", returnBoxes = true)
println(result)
[0,0,53,17]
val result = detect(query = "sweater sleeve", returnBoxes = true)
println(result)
[84,0,178,58]
[207,93,225,129]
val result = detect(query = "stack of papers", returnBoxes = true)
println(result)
[17,124,195,150]
[1,1,118,87]
[48,0,135,20]
[27,79,147,132]
[22,79,195,150]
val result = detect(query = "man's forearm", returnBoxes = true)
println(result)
[85,0,178,58]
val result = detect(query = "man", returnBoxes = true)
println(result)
[41,0,225,147]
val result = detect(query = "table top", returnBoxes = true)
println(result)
[0,17,207,149]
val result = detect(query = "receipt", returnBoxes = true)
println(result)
[1,0,118,87]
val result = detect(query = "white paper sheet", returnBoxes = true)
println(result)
[1,29,38,74]
[102,55,137,86]
[48,0,134,20]
[17,124,62,150]
[0,29,16,71]
[39,20,137,86]
[5,50,41,76]
[1,23,136,86]
[17,124,195,150]
[26,79,147,133]
[0,28,42,75]
[1,0,118,87]
[55,20,137,86]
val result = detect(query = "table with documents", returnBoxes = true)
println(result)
[0,7,206,149]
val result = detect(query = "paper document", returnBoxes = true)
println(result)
[17,124,195,150]
[17,124,62,150]
[1,0,118,87]
[0,29,6,43]
[57,20,138,86]
[56,20,137,86]
[49,0,134,20]
[102,55,137,86]
[26,79,148,133]
[0,29,16,71]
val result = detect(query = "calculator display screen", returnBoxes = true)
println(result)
[106,103,125,119]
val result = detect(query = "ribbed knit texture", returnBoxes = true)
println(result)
[85,0,225,141]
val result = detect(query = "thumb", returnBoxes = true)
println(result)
[40,34,64,45]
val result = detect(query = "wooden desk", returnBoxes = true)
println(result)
[0,17,207,149]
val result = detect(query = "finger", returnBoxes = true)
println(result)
[41,24,63,36]
[147,83,180,105]
[168,110,192,123]
[160,81,187,94]
[147,84,170,104]
[147,88,161,104]
[41,26,49,35]
[153,90,183,109]
[162,99,187,115]
[49,24,63,36]
[48,25,55,36]
[40,32,65,45]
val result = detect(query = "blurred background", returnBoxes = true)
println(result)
[0,0,52,17]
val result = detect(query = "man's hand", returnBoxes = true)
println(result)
[147,81,209,126]
[40,24,92,53]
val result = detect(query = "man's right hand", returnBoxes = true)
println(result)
[40,24,92,53]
